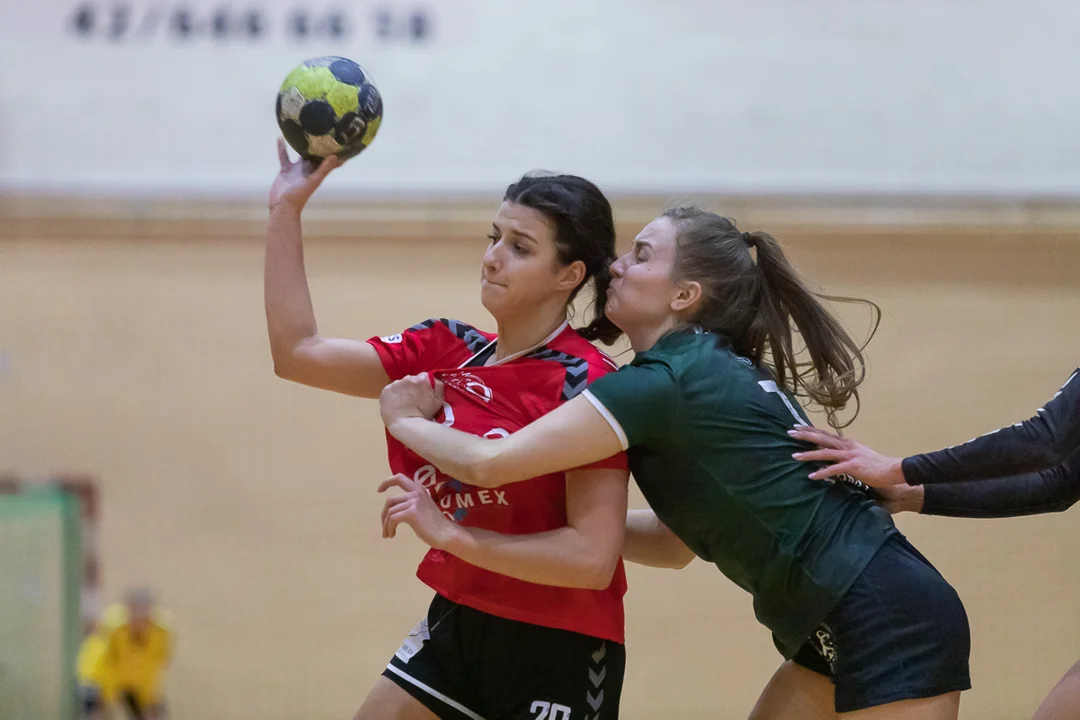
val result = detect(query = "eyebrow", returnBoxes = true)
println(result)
[492,223,539,244]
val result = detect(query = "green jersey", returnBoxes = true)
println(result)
[583,329,897,657]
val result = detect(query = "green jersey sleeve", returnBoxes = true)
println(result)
[582,364,678,449]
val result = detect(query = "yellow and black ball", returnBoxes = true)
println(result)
[276,56,382,161]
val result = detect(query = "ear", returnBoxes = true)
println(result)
[555,259,587,293]
[670,280,703,314]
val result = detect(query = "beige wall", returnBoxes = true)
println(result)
[1,207,1079,719]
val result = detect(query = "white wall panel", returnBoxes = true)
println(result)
[2,0,1079,197]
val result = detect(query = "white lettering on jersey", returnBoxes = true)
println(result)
[414,465,437,488]
[440,402,455,427]
[460,372,493,402]
[758,380,808,427]
[437,488,511,514]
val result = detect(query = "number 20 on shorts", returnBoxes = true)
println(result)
[530,700,571,720]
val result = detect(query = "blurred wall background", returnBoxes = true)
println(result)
[2,1,1079,718]
[3,0,1080,197]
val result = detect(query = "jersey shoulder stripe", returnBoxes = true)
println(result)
[527,347,590,400]
[408,318,492,354]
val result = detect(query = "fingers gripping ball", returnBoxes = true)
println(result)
[276,56,383,162]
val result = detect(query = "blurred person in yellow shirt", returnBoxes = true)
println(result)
[76,588,173,720]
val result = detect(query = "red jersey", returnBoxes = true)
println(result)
[368,318,628,643]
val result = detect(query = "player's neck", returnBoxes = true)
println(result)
[626,316,683,353]
[493,307,567,361]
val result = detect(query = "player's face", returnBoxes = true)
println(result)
[128,602,152,633]
[480,202,579,320]
[606,216,685,334]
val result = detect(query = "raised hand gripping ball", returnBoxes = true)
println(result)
[276,56,383,162]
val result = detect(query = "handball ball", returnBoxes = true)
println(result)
[276,56,383,162]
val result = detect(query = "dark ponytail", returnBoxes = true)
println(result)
[665,207,879,428]
[504,172,622,345]
[577,262,621,345]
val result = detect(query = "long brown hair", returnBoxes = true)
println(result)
[664,206,879,427]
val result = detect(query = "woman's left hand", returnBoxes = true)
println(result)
[379,373,445,427]
[379,474,459,550]
[788,426,906,487]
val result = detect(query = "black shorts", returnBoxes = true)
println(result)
[383,594,625,720]
[789,534,971,713]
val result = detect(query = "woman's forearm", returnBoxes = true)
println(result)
[388,417,506,486]
[622,510,695,569]
[386,394,626,488]
[903,369,1080,485]
[444,525,619,590]
[264,205,319,369]
[921,450,1080,518]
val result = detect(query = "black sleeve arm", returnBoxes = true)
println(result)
[921,446,1080,518]
[903,369,1080,485]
